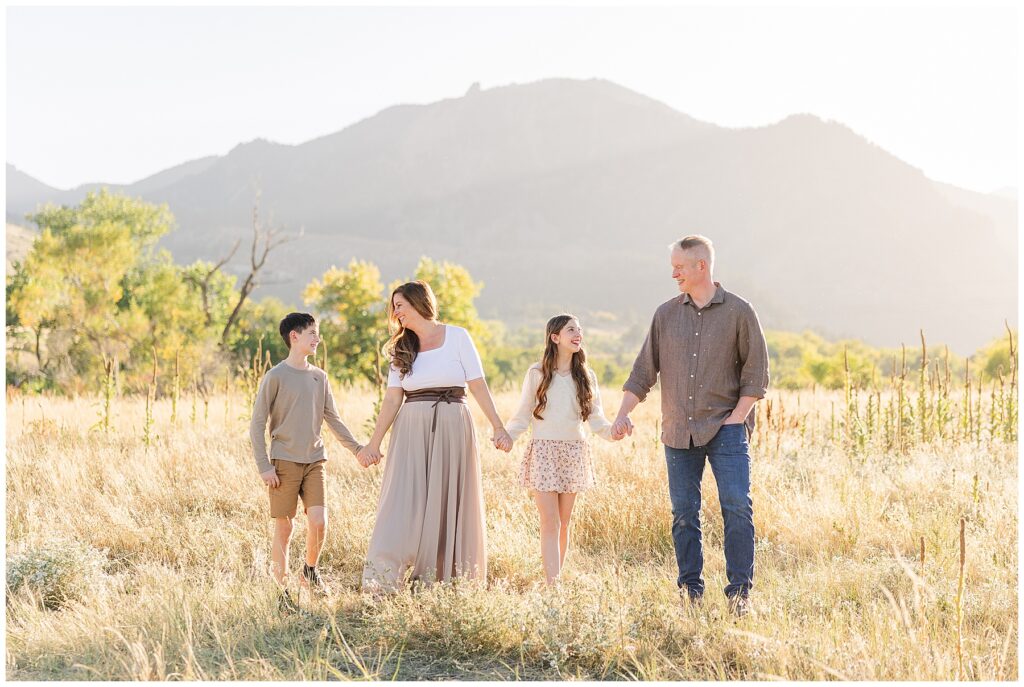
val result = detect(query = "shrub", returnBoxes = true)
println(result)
[6,540,107,610]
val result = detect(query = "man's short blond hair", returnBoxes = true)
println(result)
[669,235,715,270]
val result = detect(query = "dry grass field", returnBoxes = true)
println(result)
[5,385,1018,680]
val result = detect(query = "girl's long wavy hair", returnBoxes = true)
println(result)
[533,314,593,421]
[383,280,438,378]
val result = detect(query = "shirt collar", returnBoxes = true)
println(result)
[680,282,726,308]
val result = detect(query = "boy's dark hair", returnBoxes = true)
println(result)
[279,312,317,349]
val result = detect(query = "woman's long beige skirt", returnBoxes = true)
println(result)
[362,400,487,591]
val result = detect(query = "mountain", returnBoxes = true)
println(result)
[6,78,1016,353]
[6,165,59,221]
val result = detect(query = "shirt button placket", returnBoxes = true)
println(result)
[688,309,696,427]
[690,307,702,427]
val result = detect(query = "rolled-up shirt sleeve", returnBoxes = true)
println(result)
[622,314,660,402]
[737,304,770,398]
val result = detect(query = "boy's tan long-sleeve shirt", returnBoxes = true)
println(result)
[249,361,362,474]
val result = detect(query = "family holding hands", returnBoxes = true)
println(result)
[250,235,769,617]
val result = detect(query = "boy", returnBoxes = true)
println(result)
[249,312,364,603]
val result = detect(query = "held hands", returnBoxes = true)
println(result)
[261,467,280,488]
[492,427,513,453]
[356,444,383,468]
[611,415,634,441]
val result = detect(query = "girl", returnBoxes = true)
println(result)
[506,314,619,585]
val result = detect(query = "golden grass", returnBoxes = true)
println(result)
[5,387,1018,680]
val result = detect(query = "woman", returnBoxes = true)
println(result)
[505,314,618,585]
[359,280,512,592]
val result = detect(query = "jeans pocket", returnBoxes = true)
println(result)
[718,422,748,444]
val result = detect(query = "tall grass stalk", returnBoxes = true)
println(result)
[956,517,966,680]
[171,349,181,426]
[918,331,929,444]
[1004,321,1018,442]
[142,348,158,448]
[101,356,115,433]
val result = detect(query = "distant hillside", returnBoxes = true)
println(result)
[6,78,1016,353]
[6,222,37,270]
[7,166,58,223]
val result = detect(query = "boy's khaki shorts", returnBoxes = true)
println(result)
[269,459,326,518]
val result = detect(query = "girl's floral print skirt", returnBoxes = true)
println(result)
[519,438,595,493]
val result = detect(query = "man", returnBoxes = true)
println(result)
[611,235,769,616]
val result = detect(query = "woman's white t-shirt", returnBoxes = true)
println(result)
[387,325,485,391]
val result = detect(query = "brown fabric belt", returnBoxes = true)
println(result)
[403,386,467,433]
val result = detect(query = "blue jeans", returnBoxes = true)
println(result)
[665,422,754,599]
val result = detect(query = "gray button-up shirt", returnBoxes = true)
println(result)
[623,283,769,449]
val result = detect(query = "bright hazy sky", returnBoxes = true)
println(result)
[6,5,1018,193]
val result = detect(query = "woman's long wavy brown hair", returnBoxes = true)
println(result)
[533,314,593,421]
[383,280,438,379]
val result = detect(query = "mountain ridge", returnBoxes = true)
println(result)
[6,78,1016,353]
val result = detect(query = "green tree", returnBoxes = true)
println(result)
[118,254,224,390]
[7,191,173,388]
[182,259,239,330]
[226,296,293,369]
[304,259,388,385]
[410,256,496,354]
[975,329,1019,381]
[486,343,538,389]
[5,260,54,390]
[766,330,823,389]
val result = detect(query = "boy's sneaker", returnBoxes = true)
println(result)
[278,589,299,613]
[301,564,330,596]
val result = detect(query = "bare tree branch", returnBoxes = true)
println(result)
[220,197,300,346]
[184,238,241,326]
